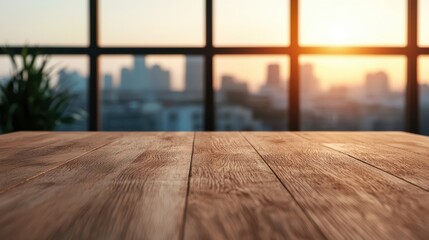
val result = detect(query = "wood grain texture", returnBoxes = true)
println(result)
[364,132,429,157]
[323,143,429,190]
[0,131,60,149]
[243,132,429,240]
[0,132,121,192]
[298,132,429,190]
[0,132,162,240]
[184,132,323,240]
[47,132,194,240]
[0,131,45,143]
[0,131,428,240]
[298,132,429,157]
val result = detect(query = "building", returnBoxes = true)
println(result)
[150,64,171,92]
[365,71,390,99]
[57,69,86,93]
[185,56,203,94]
[259,64,287,109]
[161,105,203,131]
[120,56,150,92]
[220,75,248,93]
[300,63,320,109]
[103,74,114,90]
[266,63,281,88]
[56,69,88,131]
[216,105,264,130]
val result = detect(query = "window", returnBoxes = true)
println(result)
[100,55,204,131]
[300,0,406,46]
[100,0,204,46]
[418,0,429,46]
[300,56,406,130]
[0,0,427,133]
[215,55,289,130]
[214,0,290,46]
[0,55,89,131]
[0,0,88,46]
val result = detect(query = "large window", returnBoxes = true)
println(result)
[0,0,428,134]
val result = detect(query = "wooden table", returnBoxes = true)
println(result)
[0,131,428,240]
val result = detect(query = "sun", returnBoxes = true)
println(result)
[326,22,353,46]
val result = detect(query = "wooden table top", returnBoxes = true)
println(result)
[0,131,428,240]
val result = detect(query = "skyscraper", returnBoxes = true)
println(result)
[120,56,150,92]
[220,75,248,93]
[266,64,281,87]
[301,63,320,98]
[150,64,171,92]
[134,56,151,89]
[103,74,114,90]
[120,67,134,91]
[185,56,203,93]
[57,69,86,93]
[365,71,390,98]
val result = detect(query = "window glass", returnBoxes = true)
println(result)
[300,55,406,130]
[300,0,406,46]
[100,0,204,46]
[100,55,204,131]
[418,0,429,46]
[214,0,290,46]
[0,55,89,131]
[0,0,88,46]
[215,55,289,130]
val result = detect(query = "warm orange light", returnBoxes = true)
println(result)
[325,22,353,46]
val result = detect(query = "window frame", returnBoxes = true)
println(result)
[0,0,427,132]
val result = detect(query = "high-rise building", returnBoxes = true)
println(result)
[185,56,203,93]
[266,64,281,87]
[301,64,320,96]
[220,75,248,93]
[120,56,150,91]
[134,56,151,89]
[150,64,171,92]
[57,69,86,93]
[365,71,390,98]
[300,63,320,110]
[120,67,134,91]
[103,74,114,90]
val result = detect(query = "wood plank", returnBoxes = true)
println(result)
[0,132,121,192]
[369,132,429,157]
[0,132,93,158]
[243,132,429,240]
[298,132,429,190]
[0,131,46,143]
[184,132,323,240]
[0,132,193,240]
[0,131,63,149]
[323,143,429,191]
[298,132,429,157]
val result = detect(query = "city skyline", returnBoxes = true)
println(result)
[1,55,429,92]
[2,54,429,133]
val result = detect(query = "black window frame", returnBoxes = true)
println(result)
[1,0,427,132]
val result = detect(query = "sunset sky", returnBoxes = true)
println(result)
[0,0,428,90]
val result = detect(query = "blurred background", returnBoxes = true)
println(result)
[0,0,428,134]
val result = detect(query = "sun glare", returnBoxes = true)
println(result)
[326,23,352,45]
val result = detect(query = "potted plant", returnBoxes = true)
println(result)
[0,48,84,133]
